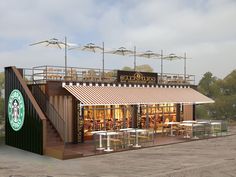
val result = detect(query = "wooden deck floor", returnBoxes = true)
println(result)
[64,135,190,158]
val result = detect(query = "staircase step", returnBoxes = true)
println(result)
[47,139,62,144]
[46,118,64,154]
[45,146,83,160]
[45,146,64,159]
[63,150,83,160]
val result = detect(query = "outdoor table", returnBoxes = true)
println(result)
[99,131,119,152]
[210,122,221,136]
[91,130,107,150]
[182,120,197,123]
[210,122,221,125]
[197,121,209,124]
[119,128,135,146]
[127,129,147,148]
[120,128,134,131]
[164,122,180,136]
[180,123,194,138]
[192,123,204,139]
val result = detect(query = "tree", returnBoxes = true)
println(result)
[221,69,236,95]
[122,66,133,71]
[0,72,4,122]
[122,64,153,72]
[197,70,236,121]
[136,64,153,72]
[198,72,220,98]
[0,72,4,98]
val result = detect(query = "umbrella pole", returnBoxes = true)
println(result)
[102,42,105,80]
[65,36,67,77]
[134,46,136,71]
[184,52,186,82]
[161,49,163,83]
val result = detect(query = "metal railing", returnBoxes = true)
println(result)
[31,65,117,83]
[158,73,195,85]
[31,81,66,142]
[22,65,195,85]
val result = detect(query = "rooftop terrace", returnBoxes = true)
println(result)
[22,65,195,86]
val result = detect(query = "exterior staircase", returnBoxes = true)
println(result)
[46,120,64,147]
[30,84,83,159]
[45,120,83,159]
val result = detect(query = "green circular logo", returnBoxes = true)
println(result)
[8,89,25,131]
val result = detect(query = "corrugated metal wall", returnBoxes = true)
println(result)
[5,67,44,155]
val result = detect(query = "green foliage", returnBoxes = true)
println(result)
[0,102,3,124]
[136,64,153,72]
[198,72,220,98]
[0,72,4,98]
[122,66,133,71]
[122,64,153,72]
[197,70,236,120]
[0,72,4,118]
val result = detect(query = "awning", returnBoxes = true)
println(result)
[63,85,214,106]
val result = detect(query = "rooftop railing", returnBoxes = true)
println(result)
[22,65,195,85]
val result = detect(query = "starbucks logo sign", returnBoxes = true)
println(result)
[8,89,25,131]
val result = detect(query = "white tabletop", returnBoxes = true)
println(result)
[193,123,204,127]
[99,132,119,136]
[119,128,135,131]
[164,122,180,125]
[211,122,221,125]
[197,121,209,124]
[128,129,147,133]
[183,120,197,123]
[180,123,193,127]
[91,130,107,134]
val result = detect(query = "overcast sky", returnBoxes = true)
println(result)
[1,0,236,82]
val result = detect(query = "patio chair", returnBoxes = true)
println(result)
[162,127,171,136]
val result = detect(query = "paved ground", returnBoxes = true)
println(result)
[0,132,236,177]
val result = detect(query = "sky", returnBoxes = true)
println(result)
[1,0,236,82]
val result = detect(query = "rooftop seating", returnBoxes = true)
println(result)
[23,65,195,85]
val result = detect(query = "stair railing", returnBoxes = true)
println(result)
[31,81,66,142]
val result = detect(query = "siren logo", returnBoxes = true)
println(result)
[8,89,25,131]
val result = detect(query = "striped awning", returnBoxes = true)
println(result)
[63,85,214,106]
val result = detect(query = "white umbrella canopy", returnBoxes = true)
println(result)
[30,37,78,77]
[30,38,77,49]
[163,53,184,61]
[70,43,103,53]
[136,50,161,59]
[106,46,135,71]
[81,43,103,53]
[70,42,105,77]
[106,47,134,56]
[163,53,191,81]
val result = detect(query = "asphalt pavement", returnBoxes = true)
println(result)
[0,131,236,177]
